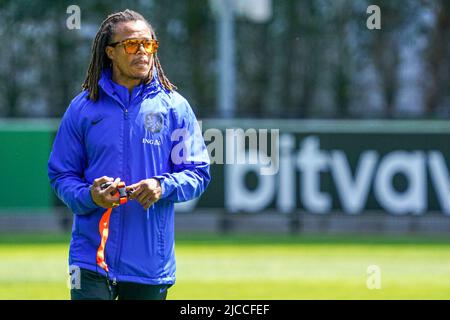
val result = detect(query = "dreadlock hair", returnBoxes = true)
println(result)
[82,9,177,101]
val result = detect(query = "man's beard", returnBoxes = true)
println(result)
[131,67,152,81]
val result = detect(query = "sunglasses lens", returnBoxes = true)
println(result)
[124,40,140,54]
[144,40,158,54]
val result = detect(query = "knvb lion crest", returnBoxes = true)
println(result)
[144,112,164,133]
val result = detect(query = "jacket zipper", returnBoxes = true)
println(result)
[113,105,129,280]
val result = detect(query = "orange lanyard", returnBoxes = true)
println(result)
[96,181,128,273]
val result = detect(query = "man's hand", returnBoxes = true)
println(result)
[90,176,121,208]
[127,178,162,210]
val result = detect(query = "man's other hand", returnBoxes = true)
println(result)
[127,178,162,210]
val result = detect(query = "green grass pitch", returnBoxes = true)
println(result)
[0,233,450,299]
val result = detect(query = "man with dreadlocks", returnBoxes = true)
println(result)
[48,9,210,300]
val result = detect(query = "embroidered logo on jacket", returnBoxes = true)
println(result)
[144,112,164,133]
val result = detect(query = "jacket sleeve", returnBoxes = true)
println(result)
[153,95,211,203]
[47,100,99,215]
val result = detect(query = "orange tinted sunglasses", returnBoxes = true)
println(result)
[109,38,159,54]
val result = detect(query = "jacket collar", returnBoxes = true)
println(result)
[98,67,164,106]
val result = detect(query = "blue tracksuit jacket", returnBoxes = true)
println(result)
[48,68,211,285]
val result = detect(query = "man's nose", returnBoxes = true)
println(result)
[136,43,147,55]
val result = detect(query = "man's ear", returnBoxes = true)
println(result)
[105,46,115,61]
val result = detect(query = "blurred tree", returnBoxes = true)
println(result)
[0,1,24,117]
[185,1,215,116]
[328,0,354,118]
[0,0,447,119]
[237,0,327,118]
[352,0,426,118]
[423,0,450,117]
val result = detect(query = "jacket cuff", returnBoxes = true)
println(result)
[80,185,99,211]
[152,176,169,199]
